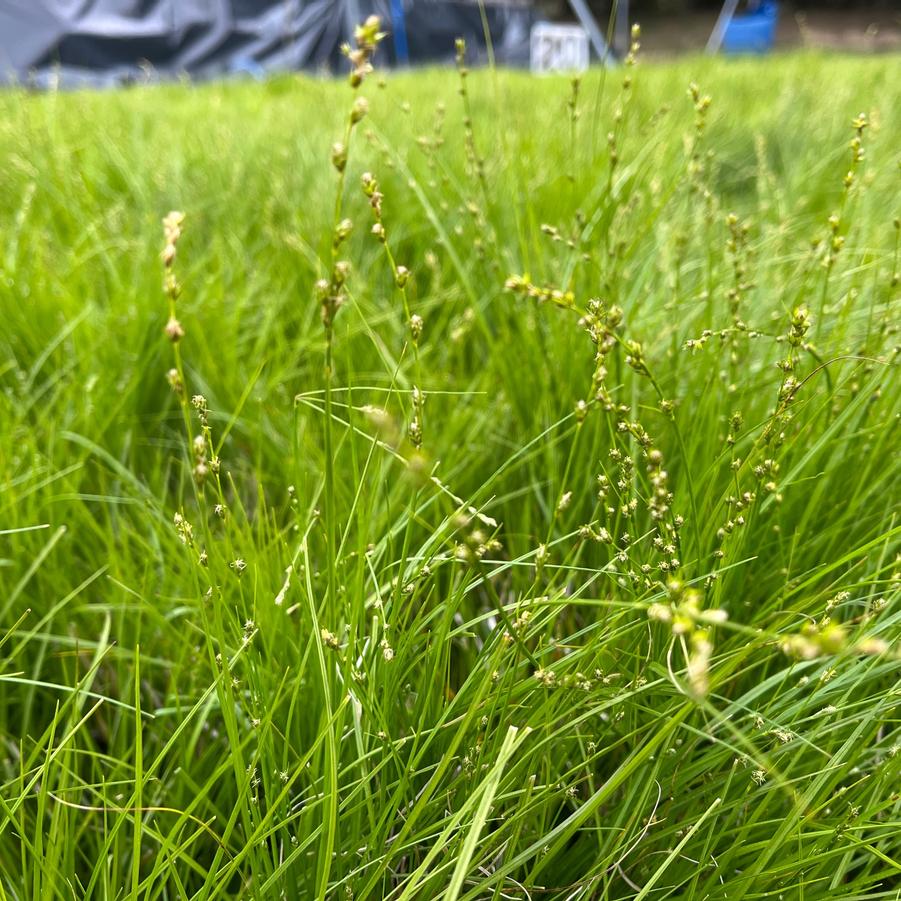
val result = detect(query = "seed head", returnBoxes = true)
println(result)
[333,260,351,284]
[331,142,348,172]
[351,96,369,124]
[164,316,185,342]
[166,368,183,395]
[354,15,385,52]
[345,16,384,86]
[173,512,193,545]
[162,211,184,240]
[321,628,340,650]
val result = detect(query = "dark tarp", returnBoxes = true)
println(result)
[0,0,534,87]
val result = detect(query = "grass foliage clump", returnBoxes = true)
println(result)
[0,29,899,899]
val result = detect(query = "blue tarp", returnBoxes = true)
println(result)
[0,0,533,87]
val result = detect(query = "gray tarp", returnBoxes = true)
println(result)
[0,0,533,86]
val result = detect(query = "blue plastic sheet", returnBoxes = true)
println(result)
[0,0,532,87]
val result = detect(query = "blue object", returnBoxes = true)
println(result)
[228,56,266,79]
[390,0,410,65]
[722,2,779,54]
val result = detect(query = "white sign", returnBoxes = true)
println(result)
[530,23,589,73]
